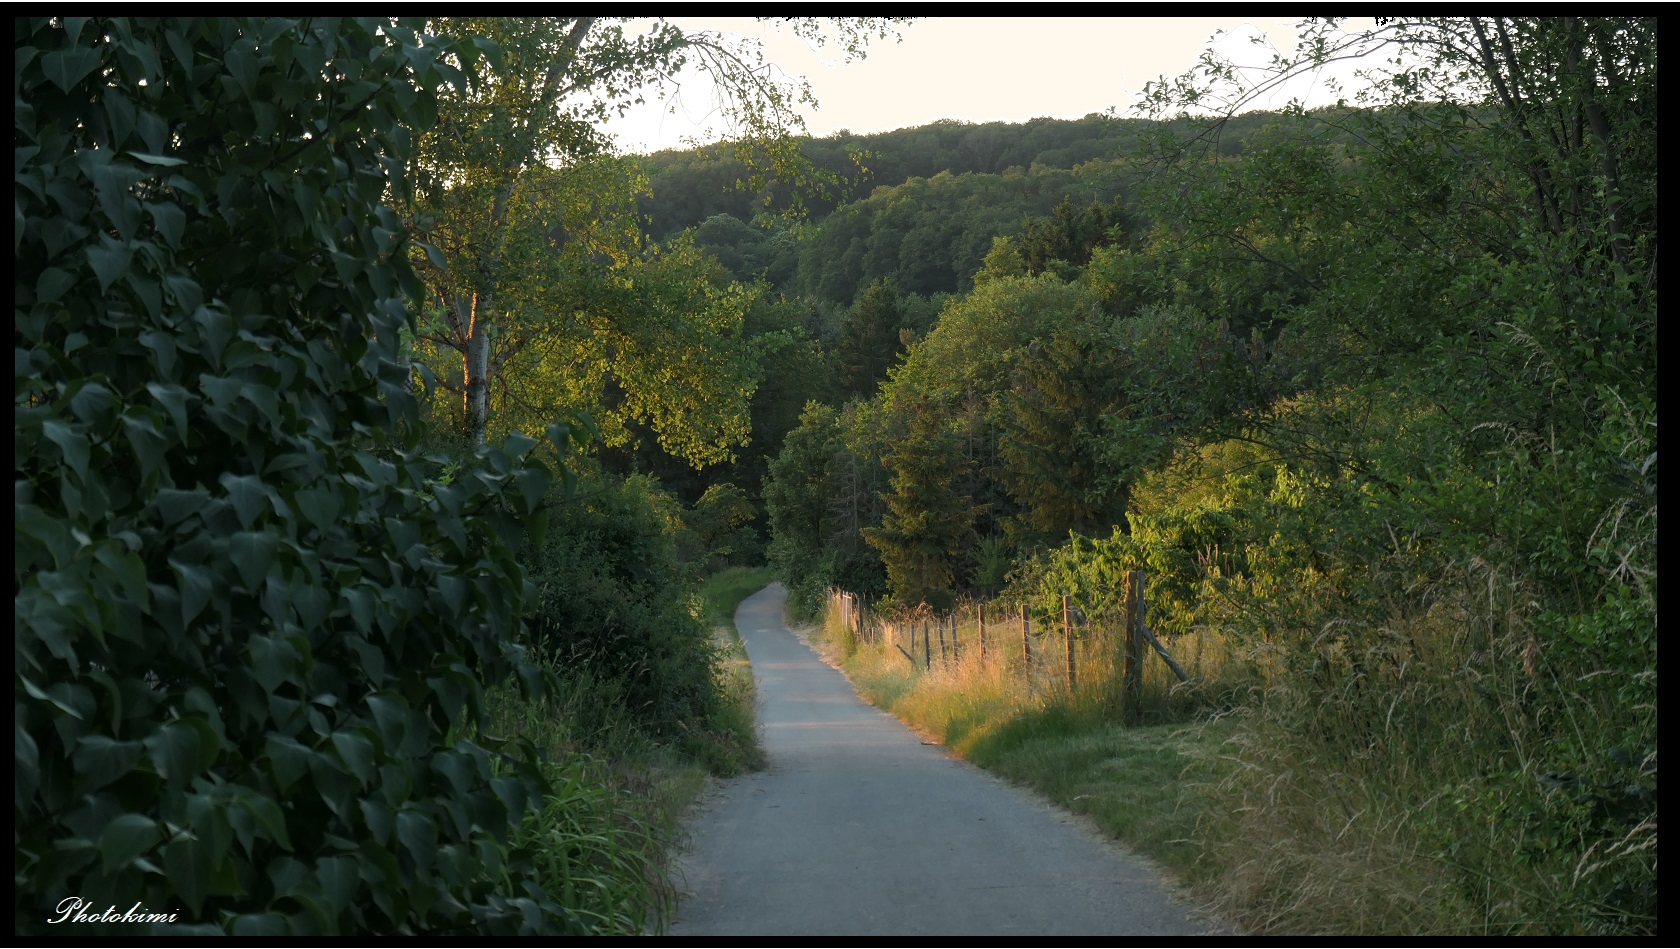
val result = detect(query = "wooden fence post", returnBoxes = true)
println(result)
[951,613,960,662]
[1021,604,1031,674]
[1124,571,1144,719]
[923,619,932,669]
[1063,595,1076,693]
[978,602,987,663]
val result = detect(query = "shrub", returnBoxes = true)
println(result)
[522,475,722,742]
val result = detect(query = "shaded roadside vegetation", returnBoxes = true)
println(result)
[772,17,1656,937]
[470,566,770,935]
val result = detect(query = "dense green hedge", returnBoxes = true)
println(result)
[15,17,580,934]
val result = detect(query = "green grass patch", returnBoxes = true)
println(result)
[964,708,1227,882]
[697,566,775,629]
[690,566,771,775]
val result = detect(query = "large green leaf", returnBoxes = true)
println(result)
[39,46,102,91]
[98,813,160,875]
[41,420,89,482]
[229,531,279,590]
[145,721,206,784]
[71,735,143,793]
[162,836,214,915]
[219,473,269,529]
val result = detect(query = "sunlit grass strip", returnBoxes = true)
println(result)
[697,566,776,630]
[811,603,1232,889]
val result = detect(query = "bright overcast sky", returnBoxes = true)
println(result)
[605,16,1377,154]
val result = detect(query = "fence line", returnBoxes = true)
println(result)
[825,571,1192,714]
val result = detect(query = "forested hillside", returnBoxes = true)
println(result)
[584,116,1232,512]
[635,110,1279,239]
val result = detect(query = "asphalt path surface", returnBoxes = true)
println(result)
[669,583,1217,938]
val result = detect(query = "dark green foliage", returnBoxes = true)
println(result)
[690,213,796,285]
[831,280,910,401]
[739,295,832,457]
[14,16,583,934]
[861,390,979,610]
[1018,195,1132,277]
[994,314,1132,546]
[522,476,722,743]
[636,112,1287,241]
[763,405,840,597]
[763,403,886,618]
[687,482,761,570]
[794,165,1118,304]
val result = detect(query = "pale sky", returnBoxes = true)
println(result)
[606,17,1377,154]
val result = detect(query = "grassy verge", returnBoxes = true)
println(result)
[697,565,776,630]
[483,681,696,934]
[693,566,772,775]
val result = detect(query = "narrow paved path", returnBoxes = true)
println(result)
[670,584,1216,938]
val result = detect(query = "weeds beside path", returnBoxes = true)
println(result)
[695,567,772,775]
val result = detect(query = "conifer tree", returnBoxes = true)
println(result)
[862,392,978,608]
[831,279,910,400]
[995,323,1131,547]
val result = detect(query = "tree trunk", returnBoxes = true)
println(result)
[465,293,491,447]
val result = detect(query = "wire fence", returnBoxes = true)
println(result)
[827,571,1209,721]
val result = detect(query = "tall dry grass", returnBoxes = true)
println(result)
[1190,568,1656,935]
[829,599,1243,741]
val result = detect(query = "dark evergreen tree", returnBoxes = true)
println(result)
[994,322,1132,548]
[1019,195,1132,277]
[862,393,979,609]
[831,280,909,400]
